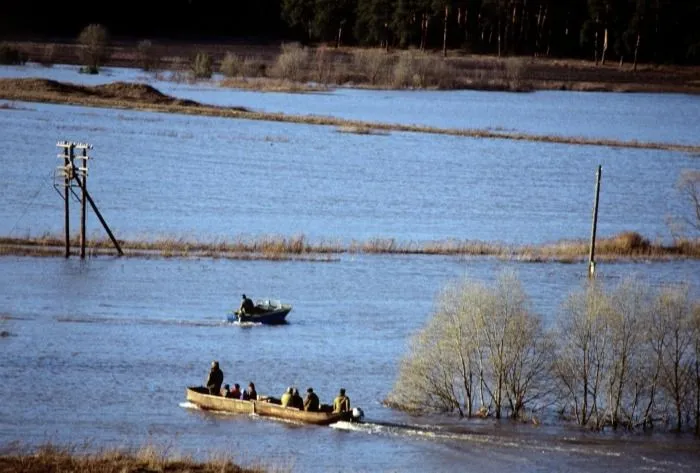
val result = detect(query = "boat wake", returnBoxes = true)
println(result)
[57,314,222,328]
[331,420,623,458]
[224,319,262,328]
[179,401,200,410]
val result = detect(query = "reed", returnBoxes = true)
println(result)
[220,77,328,93]
[0,442,268,473]
[1,232,697,261]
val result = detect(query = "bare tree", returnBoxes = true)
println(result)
[693,303,700,435]
[553,281,611,428]
[676,170,700,234]
[389,269,551,420]
[77,24,110,74]
[652,285,696,431]
[605,277,650,429]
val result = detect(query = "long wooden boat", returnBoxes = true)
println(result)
[185,386,358,425]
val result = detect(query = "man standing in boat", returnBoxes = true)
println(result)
[206,360,224,395]
[239,294,255,314]
[333,388,350,413]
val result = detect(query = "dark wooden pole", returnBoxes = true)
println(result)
[68,159,124,256]
[588,165,602,278]
[64,144,72,258]
[80,147,87,259]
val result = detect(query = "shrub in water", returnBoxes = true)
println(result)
[192,52,213,79]
[220,52,243,77]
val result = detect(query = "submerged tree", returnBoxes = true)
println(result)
[388,269,552,420]
[77,24,110,74]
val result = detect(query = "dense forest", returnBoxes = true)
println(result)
[2,1,700,64]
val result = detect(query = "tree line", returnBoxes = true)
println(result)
[387,270,700,433]
[2,1,700,64]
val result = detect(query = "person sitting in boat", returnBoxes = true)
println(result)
[244,382,257,400]
[239,294,255,315]
[303,387,320,412]
[229,383,242,399]
[333,388,350,413]
[280,387,293,407]
[206,360,224,396]
[291,387,304,409]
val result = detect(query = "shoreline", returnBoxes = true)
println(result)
[4,39,700,95]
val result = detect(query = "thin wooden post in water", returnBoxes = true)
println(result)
[79,146,88,259]
[63,143,73,258]
[588,165,602,278]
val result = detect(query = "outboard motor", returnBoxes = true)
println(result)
[351,407,364,422]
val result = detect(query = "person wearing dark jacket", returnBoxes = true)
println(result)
[206,360,224,395]
[239,294,255,314]
[304,387,320,412]
[291,387,304,410]
[245,382,258,400]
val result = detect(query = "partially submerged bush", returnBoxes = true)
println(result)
[77,24,110,74]
[192,52,213,79]
[353,48,391,85]
[270,42,309,82]
[392,51,458,89]
[220,52,244,77]
[137,39,159,71]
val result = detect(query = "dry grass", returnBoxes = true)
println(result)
[1,232,698,262]
[219,77,328,93]
[0,443,270,473]
[0,77,697,154]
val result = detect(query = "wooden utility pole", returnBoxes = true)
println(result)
[79,146,88,258]
[62,143,72,258]
[55,141,124,258]
[588,165,602,278]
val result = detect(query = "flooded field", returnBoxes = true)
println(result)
[1,64,699,472]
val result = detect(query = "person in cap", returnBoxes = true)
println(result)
[206,360,224,395]
[239,294,255,315]
[281,386,293,407]
[333,388,350,413]
[303,387,320,412]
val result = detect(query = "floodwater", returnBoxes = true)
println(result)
[1,64,699,472]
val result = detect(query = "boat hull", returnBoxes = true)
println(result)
[185,386,351,425]
[236,306,291,324]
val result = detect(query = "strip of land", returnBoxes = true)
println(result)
[0,78,699,154]
[1,231,698,262]
[0,444,267,473]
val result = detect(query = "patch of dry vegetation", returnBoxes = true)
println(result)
[1,78,697,154]
[220,77,328,93]
[1,232,698,262]
[0,443,269,473]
